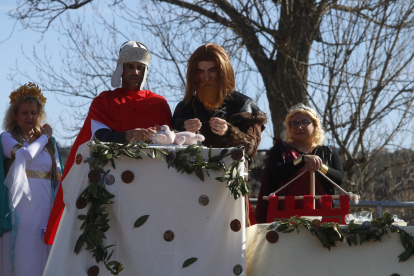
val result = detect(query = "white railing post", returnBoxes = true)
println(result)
[310,171,315,208]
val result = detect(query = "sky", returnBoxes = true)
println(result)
[1,2,411,152]
[0,4,77,146]
[0,2,274,149]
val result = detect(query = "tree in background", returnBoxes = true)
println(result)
[7,0,414,198]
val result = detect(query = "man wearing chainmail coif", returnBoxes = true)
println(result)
[45,41,172,245]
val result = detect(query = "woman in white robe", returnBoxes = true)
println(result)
[0,83,62,276]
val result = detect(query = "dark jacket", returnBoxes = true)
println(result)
[172,91,267,158]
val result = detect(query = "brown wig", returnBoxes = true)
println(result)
[184,43,235,104]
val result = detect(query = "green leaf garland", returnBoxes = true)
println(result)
[74,167,123,275]
[76,139,250,274]
[266,212,414,261]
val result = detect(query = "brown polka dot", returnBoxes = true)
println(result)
[76,154,83,165]
[199,195,209,206]
[230,219,241,232]
[76,197,87,209]
[311,219,321,228]
[233,264,243,275]
[88,170,101,182]
[87,265,99,276]
[231,149,244,161]
[163,230,175,242]
[266,231,279,243]
[121,170,134,184]
[391,274,400,276]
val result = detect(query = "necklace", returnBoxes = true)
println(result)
[291,142,314,154]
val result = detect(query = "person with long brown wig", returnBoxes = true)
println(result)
[172,43,267,225]
[172,43,267,159]
[0,83,64,276]
[255,104,344,223]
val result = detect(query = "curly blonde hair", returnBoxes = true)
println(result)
[2,96,47,133]
[2,94,57,180]
[281,103,325,147]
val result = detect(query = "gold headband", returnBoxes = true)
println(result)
[9,82,47,105]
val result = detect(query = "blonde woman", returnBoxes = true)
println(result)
[255,104,344,223]
[0,83,63,276]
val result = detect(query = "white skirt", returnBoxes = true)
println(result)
[0,177,52,276]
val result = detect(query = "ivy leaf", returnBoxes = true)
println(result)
[134,215,150,228]
[220,149,228,156]
[400,232,408,249]
[110,159,116,169]
[107,260,120,266]
[205,169,211,179]
[155,152,163,161]
[74,235,85,254]
[398,247,413,262]
[359,233,367,245]
[157,149,168,155]
[316,231,329,245]
[106,249,114,262]
[77,215,87,220]
[277,224,289,232]
[350,234,358,246]
[182,257,198,268]
[346,236,352,246]
[195,167,204,181]
[184,144,197,153]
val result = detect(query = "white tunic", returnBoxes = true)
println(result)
[0,133,61,276]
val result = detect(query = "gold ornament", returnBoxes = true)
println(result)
[9,82,47,105]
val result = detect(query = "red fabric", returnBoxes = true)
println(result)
[274,141,325,209]
[44,88,172,244]
[255,139,326,223]
[248,200,257,226]
[255,155,271,223]
[266,195,350,224]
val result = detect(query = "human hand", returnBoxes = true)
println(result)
[210,117,228,136]
[184,119,202,133]
[143,127,157,141]
[40,123,53,139]
[303,155,323,172]
[125,128,152,142]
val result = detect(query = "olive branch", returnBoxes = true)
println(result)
[266,212,414,262]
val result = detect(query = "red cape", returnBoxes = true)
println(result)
[45,88,172,244]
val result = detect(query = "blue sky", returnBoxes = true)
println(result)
[0,2,274,149]
[2,2,411,152]
[0,4,76,146]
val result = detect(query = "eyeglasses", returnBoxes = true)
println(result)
[290,120,312,129]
